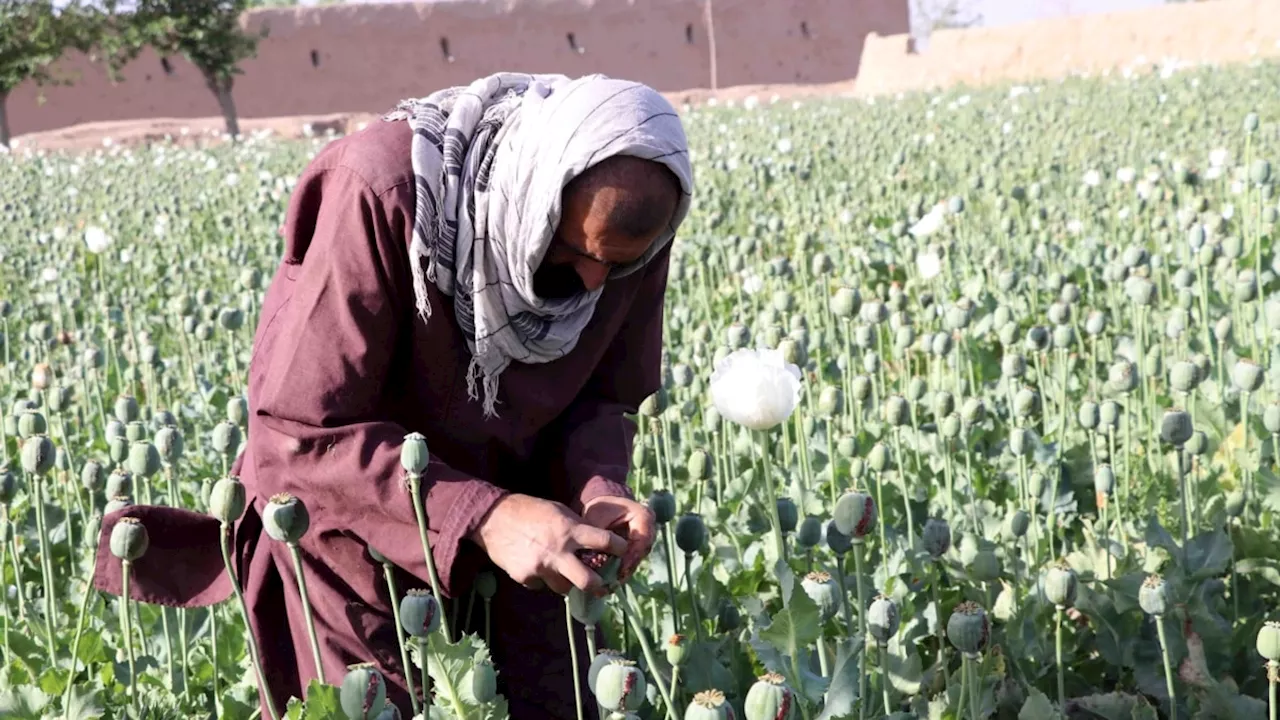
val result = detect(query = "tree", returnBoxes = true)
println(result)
[909,0,983,49]
[0,0,97,148]
[133,0,267,139]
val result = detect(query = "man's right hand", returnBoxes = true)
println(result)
[469,493,627,595]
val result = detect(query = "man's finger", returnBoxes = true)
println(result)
[542,572,573,596]
[552,553,602,594]
[572,524,628,558]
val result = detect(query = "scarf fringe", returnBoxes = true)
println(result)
[465,356,502,419]
[409,234,434,323]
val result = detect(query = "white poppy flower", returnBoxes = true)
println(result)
[84,226,111,254]
[1083,170,1102,187]
[41,268,58,282]
[1116,167,1136,184]
[1223,204,1235,220]
[916,248,942,279]
[710,348,803,431]
[776,138,792,154]
[740,271,764,295]
[1067,220,1084,234]
[909,203,946,238]
[1210,148,1229,168]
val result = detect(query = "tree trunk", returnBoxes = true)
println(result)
[0,89,10,149]
[204,73,241,141]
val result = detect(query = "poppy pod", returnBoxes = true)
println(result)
[399,589,441,638]
[833,491,876,539]
[339,662,387,720]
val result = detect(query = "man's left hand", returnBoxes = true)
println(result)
[581,495,655,585]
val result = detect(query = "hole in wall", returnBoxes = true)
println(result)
[310,50,320,67]
[440,37,454,63]
[566,32,583,54]
[800,21,810,38]
[685,24,694,44]
[160,57,173,75]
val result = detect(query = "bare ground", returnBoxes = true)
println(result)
[8,79,860,153]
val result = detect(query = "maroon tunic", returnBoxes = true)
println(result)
[92,117,670,718]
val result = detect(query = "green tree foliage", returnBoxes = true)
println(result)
[0,0,97,147]
[132,0,267,139]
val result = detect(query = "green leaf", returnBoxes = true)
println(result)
[816,644,860,720]
[1143,515,1178,555]
[758,583,822,658]
[1071,692,1146,720]
[301,680,341,720]
[63,685,105,720]
[36,667,65,697]
[1018,688,1055,720]
[222,696,258,720]
[285,696,305,720]
[0,685,48,719]
[1236,557,1280,586]
[1186,529,1233,578]
[885,633,922,696]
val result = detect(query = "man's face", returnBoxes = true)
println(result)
[533,185,665,300]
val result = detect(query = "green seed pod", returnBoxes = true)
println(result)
[1047,302,1071,326]
[1043,562,1078,608]
[226,395,249,426]
[587,649,627,695]
[883,395,909,427]
[801,571,838,621]
[1100,401,1121,429]
[1139,574,1170,616]
[665,633,689,667]
[796,515,822,549]
[569,586,607,627]
[1169,361,1199,394]
[863,351,881,374]
[923,517,951,558]
[961,397,985,426]
[1013,386,1039,420]
[851,375,872,402]
[340,662,387,720]
[1245,112,1260,133]
[114,395,139,423]
[1124,276,1156,306]
[867,595,900,645]
[154,426,184,464]
[400,432,430,475]
[947,601,991,656]
[998,270,1019,292]
[831,287,861,318]
[930,332,953,357]
[16,409,46,439]
[825,520,853,555]
[106,468,132,498]
[837,436,857,459]
[104,419,125,442]
[675,513,707,554]
[649,490,676,524]
[867,442,892,473]
[1226,490,1246,518]
[1234,359,1265,393]
[212,421,241,457]
[970,550,1001,582]
[1001,353,1027,379]
[816,386,842,418]
[124,420,147,444]
[209,476,247,524]
[1160,408,1193,446]
[905,377,927,404]
[1257,621,1280,662]
[775,498,798,533]
[110,517,149,562]
[127,441,162,478]
[940,413,963,439]
[20,435,54,475]
[1008,427,1034,458]
[933,390,955,418]
[833,491,876,539]
[894,325,916,352]
[218,307,245,331]
[1109,360,1140,395]
[726,323,751,349]
[1186,431,1208,457]
[0,467,16,505]
[1094,464,1115,496]
[594,659,647,713]
[1251,159,1272,185]
[105,495,134,515]
[687,449,712,482]
[1024,326,1049,352]
[685,689,733,720]
[263,493,310,544]
[1077,401,1100,431]
[1085,311,1106,336]
[744,672,794,720]
[461,661,498,704]
[1052,324,1075,349]
[400,588,441,638]
[1007,510,1030,539]
[1265,405,1280,435]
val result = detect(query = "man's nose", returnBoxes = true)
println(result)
[576,259,610,292]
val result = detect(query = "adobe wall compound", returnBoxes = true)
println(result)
[6,0,909,137]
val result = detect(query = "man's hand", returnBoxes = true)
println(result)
[581,495,656,584]
[470,494,626,595]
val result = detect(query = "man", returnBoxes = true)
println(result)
[92,73,693,718]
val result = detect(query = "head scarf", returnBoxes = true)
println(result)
[382,72,694,419]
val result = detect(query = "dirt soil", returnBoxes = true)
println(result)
[8,79,860,153]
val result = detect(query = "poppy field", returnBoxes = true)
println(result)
[4,57,1280,719]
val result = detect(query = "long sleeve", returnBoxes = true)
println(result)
[246,163,506,598]
[549,243,672,514]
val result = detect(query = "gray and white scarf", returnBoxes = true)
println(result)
[383,72,694,419]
